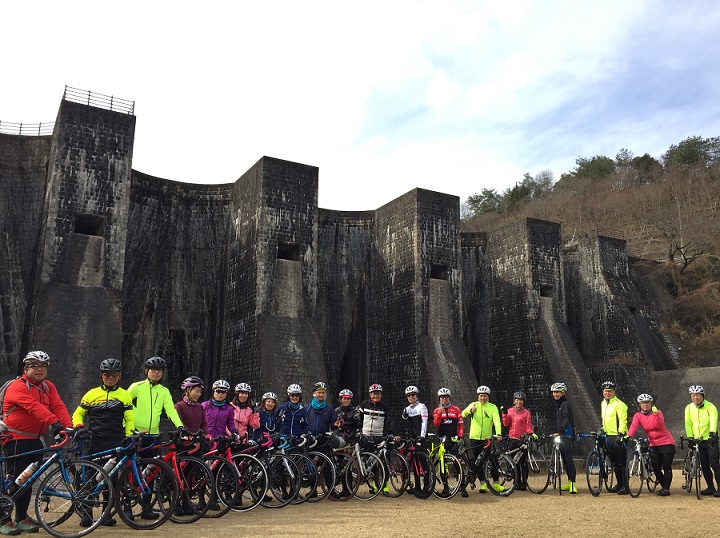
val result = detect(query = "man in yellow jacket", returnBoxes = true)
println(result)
[462,385,503,493]
[600,380,629,494]
[685,385,720,496]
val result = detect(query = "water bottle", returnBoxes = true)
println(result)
[15,461,39,486]
[102,457,117,474]
[142,463,156,479]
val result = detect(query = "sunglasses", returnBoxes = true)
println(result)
[214,389,228,394]
[439,395,450,398]
[26,363,48,369]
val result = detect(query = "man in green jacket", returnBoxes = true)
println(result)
[462,385,503,493]
[128,356,183,434]
[685,385,720,496]
[600,380,629,494]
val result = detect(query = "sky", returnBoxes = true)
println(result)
[2,1,719,211]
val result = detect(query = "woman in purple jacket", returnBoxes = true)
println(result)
[202,380,238,438]
[174,376,209,434]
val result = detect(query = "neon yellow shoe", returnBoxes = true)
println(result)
[479,483,487,493]
[560,480,575,492]
[570,481,577,494]
[492,483,505,493]
[383,482,390,494]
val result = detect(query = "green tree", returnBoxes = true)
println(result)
[466,188,501,216]
[663,136,720,167]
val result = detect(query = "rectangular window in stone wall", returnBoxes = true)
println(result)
[278,243,301,261]
[431,264,449,280]
[73,214,105,237]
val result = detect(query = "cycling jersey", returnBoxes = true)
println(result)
[72,385,134,444]
[175,397,208,433]
[305,402,338,436]
[128,378,183,434]
[202,400,237,437]
[334,405,362,439]
[358,399,393,437]
[402,401,428,438]
[502,407,534,439]
[601,396,628,435]
[233,404,260,438]
[254,409,280,441]
[461,401,501,440]
[628,409,674,446]
[277,403,308,436]
[555,395,574,438]
[685,399,719,440]
[1,375,71,441]
[432,404,464,438]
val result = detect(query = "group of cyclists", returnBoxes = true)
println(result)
[1,349,719,534]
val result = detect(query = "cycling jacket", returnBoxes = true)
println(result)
[72,385,135,443]
[201,400,237,437]
[358,399,393,437]
[502,406,534,439]
[432,404,464,438]
[461,401,501,440]
[685,399,719,440]
[305,402,338,436]
[402,401,429,438]
[128,378,183,434]
[233,404,260,438]
[628,409,674,446]
[601,396,628,435]
[1,374,71,441]
[277,402,308,437]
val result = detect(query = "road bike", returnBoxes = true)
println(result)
[457,437,516,496]
[348,438,386,500]
[626,437,658,498]
[503,434,549,494]
[679,436,702,499]
[578,431,615,496]
[426,435,463,499]
[397,437,435,499]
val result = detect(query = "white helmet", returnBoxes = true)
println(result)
[262,392,278,401]
[437,387,451,397]
[550,382,567,392]
[405,385,419,395]
[636,393,653,403]
[287,384,302,395]
[689,385,705,394]
[235,382,252,393]
[212,379,231,391]
[476,385,491,395]
[338,389,354,398]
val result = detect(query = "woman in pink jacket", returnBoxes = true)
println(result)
[232,382,259,438]
[627,393,675,496]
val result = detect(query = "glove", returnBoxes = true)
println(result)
[710,432,718,446]
[651,406,658,413]
[531,433,538,440]
[450,436,460,443]
[48,421,64,438]
[401,409,408,420]
[501,406,507,414]
[688,439,697,449]
[616,435,628,445]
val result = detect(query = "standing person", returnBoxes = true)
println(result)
[232,382,259,439]
[684,385,720,495]
[501,391,536,491]
[358,384,394,441]
[551,382,577,494]
[627,393,675,496]
[305,382,337,437]
[202,379,238,439]
[1,351,72,535]
[278,384,308,437]
[401,386,430,496]
[175,376,209,434]
[254,392,280,442]
[600,381,629,494]
[128,356,183,434]
[461,385,503,493]
[334,389,361,443]
[72,358,134,527]
[432,388,467,497]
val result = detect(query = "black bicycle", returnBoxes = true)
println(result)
[578,431,615,496]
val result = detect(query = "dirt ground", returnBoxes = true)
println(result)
[94,470,715,538]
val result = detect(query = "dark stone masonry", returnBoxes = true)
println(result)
[0,92,676,431]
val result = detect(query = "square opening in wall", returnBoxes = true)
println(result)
[73,214,105,237]
[278,243,301,261]
[540,285,553,297]
[431,264,449,280]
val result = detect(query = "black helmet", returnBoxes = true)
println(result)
[601,380,616,390]
[312,381,328,392]
[145,356,166,369]
[181,376,204,390]
[100,358,122,372]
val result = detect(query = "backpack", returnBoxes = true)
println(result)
[0,377,49,436]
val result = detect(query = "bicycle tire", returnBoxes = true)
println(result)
[229,453,268,512]
[289,453,318,505]
[261,454,301,508]
[693,453,701,500]
[35,459,113,538]
[203,456,238,518]
[433,454,463,499]
[602,456,615,492]
[410,451,436,499]
[484,453,516,496]
[306,451,336,502]
[626,452,643,498]
[115,457,178,530]
[329,453,359,501]
[586,450,602,497]
[383,450,410,498]
[352,452,386,501]
[526,448,549,494]
[645,458,659,493]
[169,455,215,524]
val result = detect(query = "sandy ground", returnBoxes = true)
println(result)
[81,470,717,538]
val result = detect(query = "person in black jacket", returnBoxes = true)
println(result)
[551,382,577,494]
[334,389,361,442]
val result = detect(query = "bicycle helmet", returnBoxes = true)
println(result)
[262,392,278,402]
[550,382,566,392]
[476,385,491,395]
[601,380,616,390]
[689,385,705,394]
[405,385,419,395]
[212,379,231,391]
[636,393,654,403]
[100,358,122,372]
[235,382,252,393]
[513,391,526,400]
[437,387,452,397]
[338,389,354,398]
[181,376,204,390]
[368,383,383,393]
[145,356,166,369]
[23,350,50,367]
[287,384,302,395]
[312,381,328,392]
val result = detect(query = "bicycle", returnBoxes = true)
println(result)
[626,437,659,498]
[578,431,615,496]
[503,434,549,494]
[348,437,386,500]
[0,428,113,538]
[426,435,463,499]
[548,435,565,494]
[397,437,435,499]
[372,435,409,498]
[679,436,702,499]
[457,437,516,496]
[303,434,338,502]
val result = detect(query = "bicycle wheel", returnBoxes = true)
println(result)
[35,459,113,538]
[585,450,602,497]
[602,456,615,492]
[526,448,549,494]
[230,453,268,512]
[645,457,659,493]
[383,450,409,498]
[115,457,178,530]
[626,452,643,498]
[169,455,214,524]
[352,452,386,500]
[484,453,516,496]
[329,453,359,501]
[203,456,239,517]
[289,453,318,505]
[682,453,692,492]
[693,454,701,500]
[409,451,436,499]
[261,454,301,508]
[306,451,336,502]
[433,454,463,499]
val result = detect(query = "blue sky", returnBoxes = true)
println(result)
[1,1,719,211]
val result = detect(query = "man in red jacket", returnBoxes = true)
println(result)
[1,351,72,534]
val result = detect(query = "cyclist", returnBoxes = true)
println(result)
[232,382,259,439]
[359,384,394,445]
[253,392,280,441]
[278,384,309,437]
[72,358,134,527]
[600,380,629,494]
[305,382,337,437]
[202,379,238,438]
[0,351,71,535]
[684,385,720,496]
[432,387,467,497]
[551,382,577,494]
[627,393,675,496]
[461,385,503,493]
[128,356,184,434]
[402,386,430,496]
[501,390,536,491]
[334,389,361,442]
[175,376,209,434]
